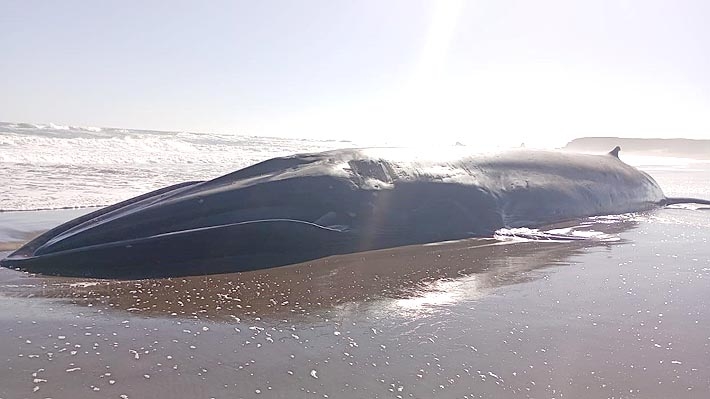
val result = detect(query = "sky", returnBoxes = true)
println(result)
[1,0,709,147]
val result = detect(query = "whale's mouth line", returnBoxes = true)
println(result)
[8,218,350,260]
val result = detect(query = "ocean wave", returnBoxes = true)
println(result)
[11,122,102,132]
[0,205,104,213]
[12,122,44,129]
[0,122,358,210]
[48,123,70,130]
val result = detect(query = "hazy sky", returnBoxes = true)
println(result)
[1,0,708,146]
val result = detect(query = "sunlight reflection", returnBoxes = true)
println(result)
[390,275,481,317]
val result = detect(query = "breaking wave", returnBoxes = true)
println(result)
[0,121,356,211]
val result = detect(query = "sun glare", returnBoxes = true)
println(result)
[245,2,709,151]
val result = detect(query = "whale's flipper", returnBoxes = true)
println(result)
[608,146,621,158]
[663,197,710,206]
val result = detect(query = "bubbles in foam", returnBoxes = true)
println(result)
[495,224,621,243]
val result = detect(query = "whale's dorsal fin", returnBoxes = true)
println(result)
[608,146,621,158]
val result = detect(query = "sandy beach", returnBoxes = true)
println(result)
[2,202,709,398]
[2,142,709,398]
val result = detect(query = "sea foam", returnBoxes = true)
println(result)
[0,122,354,211]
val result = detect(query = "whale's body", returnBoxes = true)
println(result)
[0,147,691,278]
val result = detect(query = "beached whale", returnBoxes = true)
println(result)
[2,147,708,278]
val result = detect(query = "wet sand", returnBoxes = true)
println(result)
[2,206,709,398]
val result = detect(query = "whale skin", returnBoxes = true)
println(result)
[0,148,670,278]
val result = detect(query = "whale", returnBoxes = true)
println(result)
[2,147,708,278]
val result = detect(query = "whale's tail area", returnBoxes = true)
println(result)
[662,197,710,206]
[605,145,709,207]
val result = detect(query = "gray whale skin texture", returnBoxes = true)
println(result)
[2,147,706,278]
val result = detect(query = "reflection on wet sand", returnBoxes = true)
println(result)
[1,219,630,323]
[3,212,710,399]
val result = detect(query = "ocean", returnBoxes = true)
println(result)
[0,121,357,212]
[1,122,709,398]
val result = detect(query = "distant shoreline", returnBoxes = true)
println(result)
[564,137,710,160]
